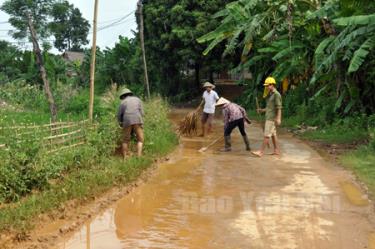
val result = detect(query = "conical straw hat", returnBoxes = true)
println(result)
[119,88,133,99]
[202,82,215,89]
[215,97,230,106]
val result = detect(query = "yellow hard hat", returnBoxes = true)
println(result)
[264,77,276,86]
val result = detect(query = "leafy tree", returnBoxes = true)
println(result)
[198,0,375,116]
[82,36,143,92]
[1,0,58,121]
[309,0,375,114]
[102,36,143,87]
[49,0,90,52]
[142,0,231,95]
[0,41,22,83]
[1,0,54,40]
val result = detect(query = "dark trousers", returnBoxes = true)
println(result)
[224,118,246,137]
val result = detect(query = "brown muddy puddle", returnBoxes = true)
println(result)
[340,181,369,206]
[58,109,374,249]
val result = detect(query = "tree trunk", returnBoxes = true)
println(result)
[89,0,99,121]
[26,13,57,122]
[137,0,151,99]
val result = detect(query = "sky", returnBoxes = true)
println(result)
[0,0,138,52]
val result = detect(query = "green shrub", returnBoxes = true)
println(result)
[62,90,90,114]
[0,80,48,111]
[143,98,178,155]
[0,93,177,204]
[282,85,338,127]
[368,114,375,150]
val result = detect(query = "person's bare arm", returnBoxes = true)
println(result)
[257,108,266,114]
[274,93,282,125]
[275,108,282,125]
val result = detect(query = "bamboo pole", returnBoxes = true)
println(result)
[137,0,150,99]
[89,0,99,121]
[43,129,82,140]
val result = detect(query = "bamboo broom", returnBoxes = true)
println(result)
[177,106,201,136]
[198,136,224,153]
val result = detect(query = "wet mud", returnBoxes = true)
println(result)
[57,109,375,249]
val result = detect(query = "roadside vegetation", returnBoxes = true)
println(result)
[0,0,179,234]
[0,82,177,232]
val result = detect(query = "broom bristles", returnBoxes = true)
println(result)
[177,109,200,136]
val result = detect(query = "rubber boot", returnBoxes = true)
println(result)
[137,142,143,157]
[242,135,251,151]
[220,136,231,152]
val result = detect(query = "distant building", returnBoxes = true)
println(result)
[62,51,85,77]
[62,51,85,64]
[206,69,252,85]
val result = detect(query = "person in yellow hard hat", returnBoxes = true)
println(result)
[252,77,282,157]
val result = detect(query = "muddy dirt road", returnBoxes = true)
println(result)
[58,109,374,249]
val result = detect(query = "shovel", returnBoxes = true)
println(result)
[198,136,224,153]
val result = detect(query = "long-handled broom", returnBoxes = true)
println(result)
[198,136,224,153]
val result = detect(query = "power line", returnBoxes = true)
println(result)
[97,11,135,31]
[98,17,136,32]
[98,15,129,24]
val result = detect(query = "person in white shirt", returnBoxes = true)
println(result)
[199,82,219,137]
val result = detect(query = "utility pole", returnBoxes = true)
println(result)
[26,12,57,122]
[137,0,150,99]
[89,0,99,121]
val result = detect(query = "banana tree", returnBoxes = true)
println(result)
[197,0,318,90]
[310,12,375,114]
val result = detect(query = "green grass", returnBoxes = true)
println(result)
[301,127,368,144]
[0,130,177,232]
[281,115,305,128]
[0,157,152,231]
[0,97,178,232]
[0,110,87,125]
[249,110,369,144]
[248,110,264,122]
[341,146,375,197]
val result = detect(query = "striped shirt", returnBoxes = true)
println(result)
[222,103,246,126]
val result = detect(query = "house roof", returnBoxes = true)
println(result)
[62,51,85,63]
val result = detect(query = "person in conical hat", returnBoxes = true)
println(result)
[117,87,145,158]
[215,97,251,152]
[252,77,282,157]
[199,81,219,137]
